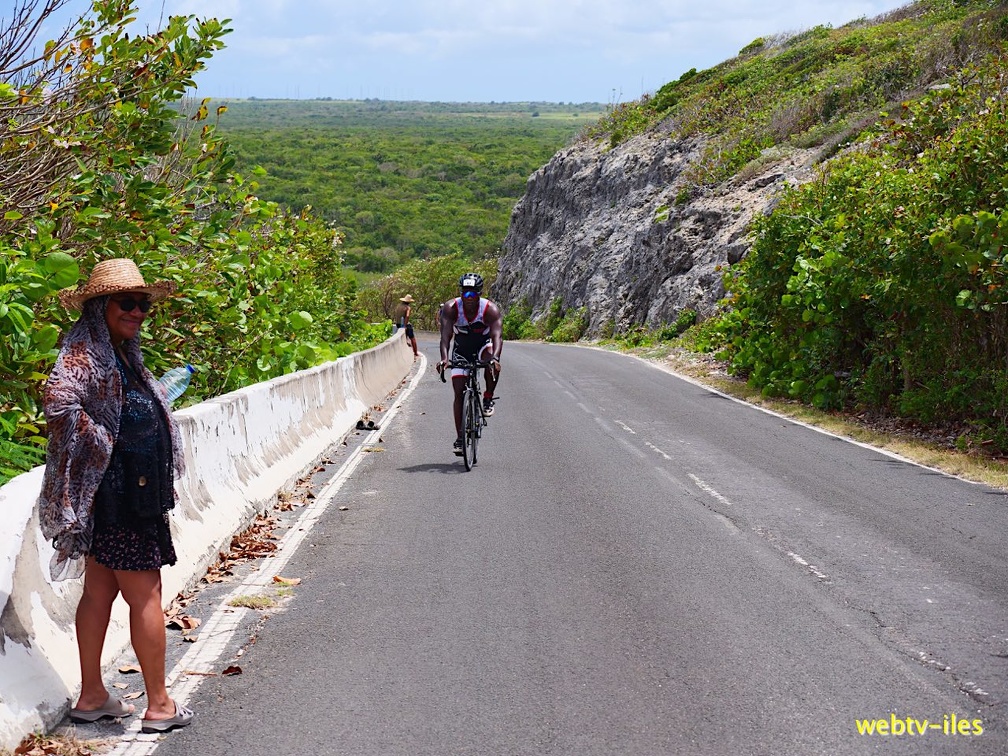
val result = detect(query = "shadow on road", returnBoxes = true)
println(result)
[398,462,470,475]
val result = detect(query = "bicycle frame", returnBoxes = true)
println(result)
[440,358,493,470]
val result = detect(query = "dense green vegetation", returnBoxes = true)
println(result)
[716,51,1008,448]
[0,1,382,484]
[6,0,1007,483]
[579,0,1008,451]
[0,2,600,483]
[218,100,602,274]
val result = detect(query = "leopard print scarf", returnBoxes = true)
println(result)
[37,296,185,580]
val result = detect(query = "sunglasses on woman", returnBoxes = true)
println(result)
[111,296,152,313]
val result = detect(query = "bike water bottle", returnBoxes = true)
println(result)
[159,364,195,402]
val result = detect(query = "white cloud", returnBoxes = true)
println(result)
[45,0,913,101]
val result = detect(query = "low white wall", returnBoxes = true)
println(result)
[0,332,412,750]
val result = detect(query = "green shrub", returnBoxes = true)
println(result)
[502,298,533,340]
[657,310,697,340]
[619,325,654,348]
[678,315,728,354]
[517,320,543,340]
[542,297,565,338]
[706,50,1008,446]
[547,308,588,343]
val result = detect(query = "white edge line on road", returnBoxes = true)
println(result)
[109,356,429,756]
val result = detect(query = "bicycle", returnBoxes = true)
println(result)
[439,357,494,470]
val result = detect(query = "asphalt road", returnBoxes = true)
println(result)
[144,338,1008,755]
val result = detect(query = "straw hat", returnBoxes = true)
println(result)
[399,294,415,303]
[59,258,175,310]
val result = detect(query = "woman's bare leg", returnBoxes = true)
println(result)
[115,568,174,719]
[74,558,119,709]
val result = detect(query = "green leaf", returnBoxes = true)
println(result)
[288,311,313,331]
[42,252,80,288]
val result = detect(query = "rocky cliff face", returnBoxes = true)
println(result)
[495,128,818,335]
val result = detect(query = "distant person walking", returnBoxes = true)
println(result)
[37,258,194,734]
[395,294,419,359]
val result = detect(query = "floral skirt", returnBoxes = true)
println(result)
[89,513,177,571]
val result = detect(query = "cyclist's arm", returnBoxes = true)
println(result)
[438,299,456,368]
[485,301,504,364]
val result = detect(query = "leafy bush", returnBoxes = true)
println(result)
[356,254,498,332]
[501,298,533,340]
[657,310,697,340]
[710,50,1008,445]
[618,325,655,349]
[541,297,566,337]
[547,307,588,343]
[0,2,380,482]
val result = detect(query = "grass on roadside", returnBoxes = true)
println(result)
[228,594,277,610]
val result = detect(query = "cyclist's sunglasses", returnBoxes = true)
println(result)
[111,295,152,313]
[461,289,479,299]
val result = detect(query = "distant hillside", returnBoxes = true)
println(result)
[496,0,1008,449]
[580,0,1007,182]
[214,100,605,275]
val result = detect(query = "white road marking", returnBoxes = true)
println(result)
[688,473,734,508]
[685,473,740,533]
[646,442,672,460]
[787,551,830,581]
[615,420,636,434]
[629,350,983,486]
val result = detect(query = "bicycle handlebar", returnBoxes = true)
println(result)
[438,358,495,382]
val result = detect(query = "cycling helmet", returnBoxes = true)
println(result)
[458,272,484,292]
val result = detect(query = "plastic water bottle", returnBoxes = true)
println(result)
[159,364,195,402]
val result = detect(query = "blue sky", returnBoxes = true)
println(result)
[36,0,912,103]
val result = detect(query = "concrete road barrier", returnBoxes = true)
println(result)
[0,332,413,750]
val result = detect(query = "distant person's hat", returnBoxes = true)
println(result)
[400,295,415,303]
[59,258,175,310]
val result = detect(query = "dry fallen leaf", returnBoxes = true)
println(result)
[112,682,129,690]
[339,506,349,511]
[183,635,198,643]
[167,615,201,631]
[118,665,141,675]
[221,665,242,676]
[272,576,302,586]
[123,691,144,701]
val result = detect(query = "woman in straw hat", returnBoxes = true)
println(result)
[37,258,194,733]
[394,293,418,359]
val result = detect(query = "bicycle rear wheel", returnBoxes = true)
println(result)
[462,387,478,470]
[469,389,480,463]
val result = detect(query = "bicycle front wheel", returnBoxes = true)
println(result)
[462,387,479,470]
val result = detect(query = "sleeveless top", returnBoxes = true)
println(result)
[93,353,175,541]
[451,297,491,358]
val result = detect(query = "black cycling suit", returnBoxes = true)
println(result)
[449,296,491,362]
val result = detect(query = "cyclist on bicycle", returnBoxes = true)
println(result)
[436,272,503,455]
